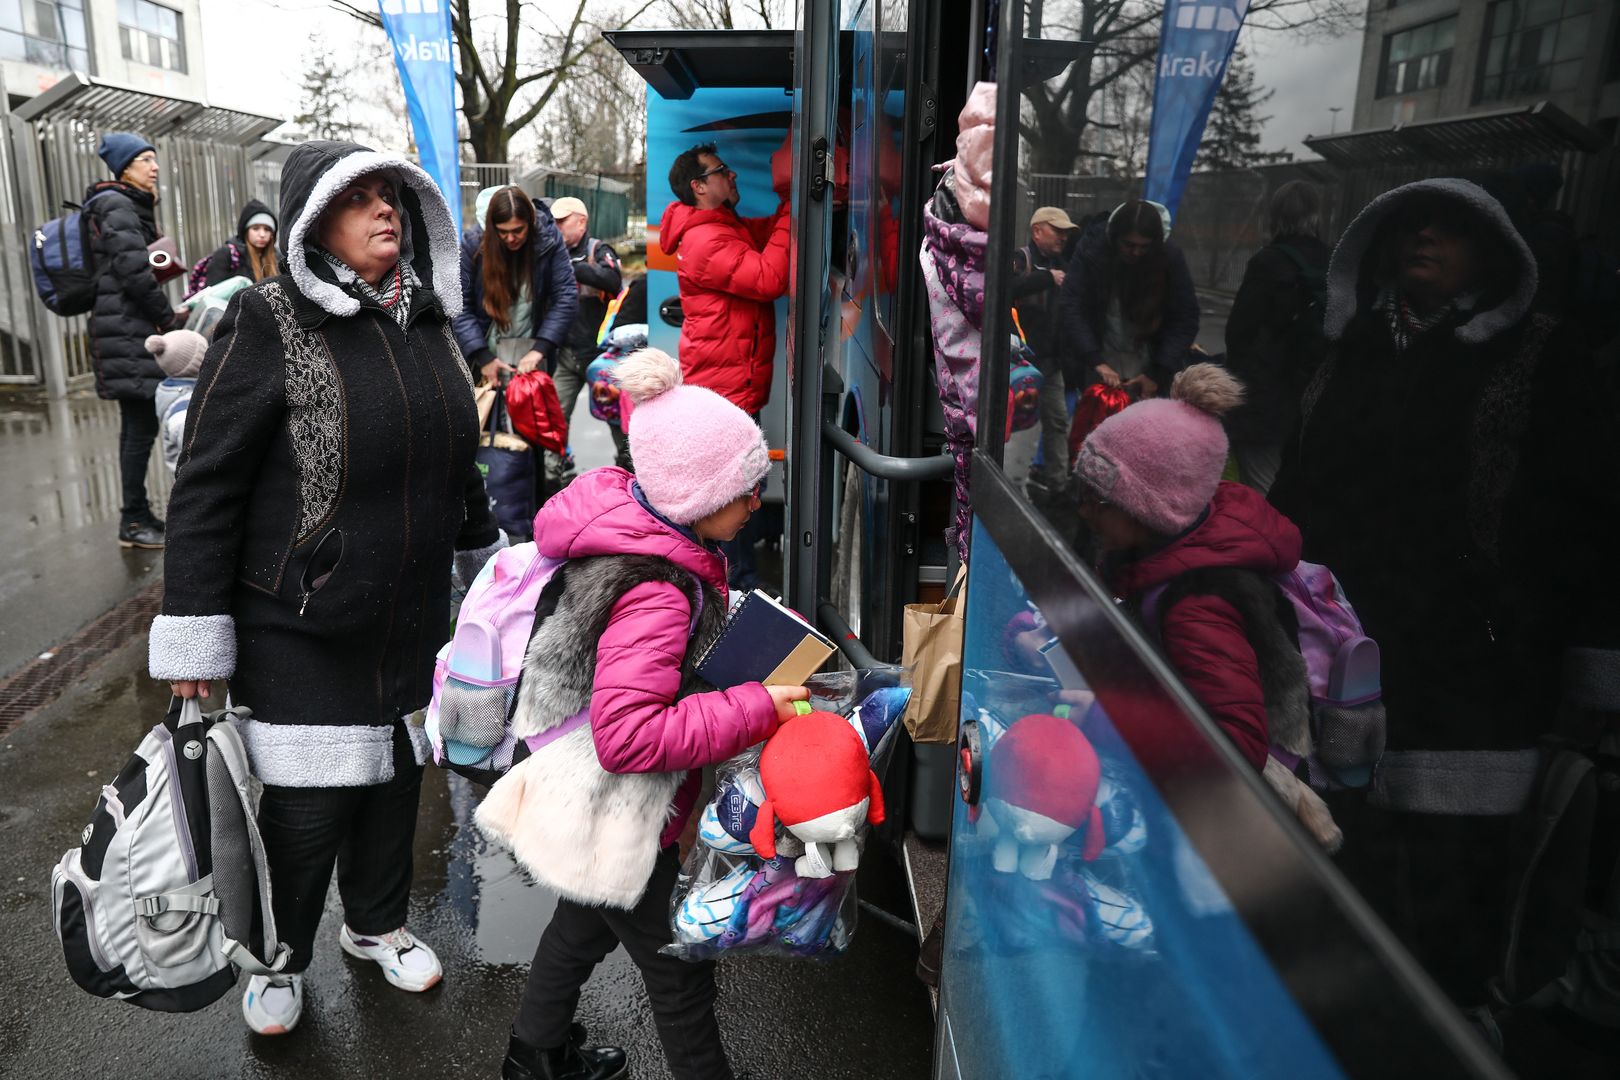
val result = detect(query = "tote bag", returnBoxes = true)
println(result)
[900,567,967,744]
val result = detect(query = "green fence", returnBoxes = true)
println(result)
[519,166,633,241]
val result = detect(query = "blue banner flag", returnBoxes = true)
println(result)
[379,0,461,235]
[1143,0,1249,219]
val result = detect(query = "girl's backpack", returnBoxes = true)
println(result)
[1143,561,1385,791]
[426,543,577,785]
[51,699,289,1011]
[184,241,241,301]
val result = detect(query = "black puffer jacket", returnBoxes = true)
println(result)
[149,141,500,788]
[202,198,278,287]
[1223,235,1331,445]
[85,180,176,401]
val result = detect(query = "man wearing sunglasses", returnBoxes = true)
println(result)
[657,141,791,420]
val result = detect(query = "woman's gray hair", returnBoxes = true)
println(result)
[1266,180,1323,242]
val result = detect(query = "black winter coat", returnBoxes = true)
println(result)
[150,140,499,788]
[85,181,176,401]
[1269,179,1620,803]
[1057,232,1200,390]
[564,235,623,351]
[1010,241,1067,378]
[1223,235,1330,445]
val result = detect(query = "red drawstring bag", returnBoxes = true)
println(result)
[1067,384,1132,468]
[504,371,568,455]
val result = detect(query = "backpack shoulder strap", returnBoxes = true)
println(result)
[205,714,290,975]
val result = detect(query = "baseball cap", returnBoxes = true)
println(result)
[1030,206,1078,230]
[550,196,588,220]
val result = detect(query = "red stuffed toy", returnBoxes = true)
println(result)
[749,710,886,879]
[983,713,1105,880]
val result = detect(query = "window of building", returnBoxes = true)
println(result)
[1377,16,1457,98]
[118,0,185,74]
[0,0,91,71]
[1477,0,1593,102]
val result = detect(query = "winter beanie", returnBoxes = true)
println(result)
[1074,363,1244,536]
[145,329,208,379]
[98,132,156,179]
[619,347,769,525]
[243,212,276,233]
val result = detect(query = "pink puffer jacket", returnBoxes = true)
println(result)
[534,467,779,846]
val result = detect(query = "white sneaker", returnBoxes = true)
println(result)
[242,973,302,1035]
[338,924,443,992]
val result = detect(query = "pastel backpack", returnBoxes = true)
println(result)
[426,542,573,785]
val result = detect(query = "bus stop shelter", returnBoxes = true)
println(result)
[1,74,281,397]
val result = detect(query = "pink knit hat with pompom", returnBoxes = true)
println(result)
[1073,364,1244,535]
[618,347,770,525]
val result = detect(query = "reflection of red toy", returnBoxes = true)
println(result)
[1067,383,1132,468]
[505,370,568,454]
[983,714,1104,880]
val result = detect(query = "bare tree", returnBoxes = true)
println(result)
[657,0,790,30]
[1020,0,1358,176]
[292,37,363,142]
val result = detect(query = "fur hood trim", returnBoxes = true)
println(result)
[1324,177,1536,347]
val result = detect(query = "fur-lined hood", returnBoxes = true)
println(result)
[277,140,461,320]
[1324,177,1537,347]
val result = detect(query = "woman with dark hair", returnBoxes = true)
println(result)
[453,185,578,387]
[1058,199,1200,400]
[1223,179,1332,493]
[1270,179,1620,1015]
[150,140,506,1036]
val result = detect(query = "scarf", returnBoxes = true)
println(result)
[315,247,418,328]
[1375,286,1477,353]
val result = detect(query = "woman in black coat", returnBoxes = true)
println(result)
[85,132,181,549]
[149,140,505,1037]
[1223,180,1332,493]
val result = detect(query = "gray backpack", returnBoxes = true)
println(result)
[51,699,290,1011]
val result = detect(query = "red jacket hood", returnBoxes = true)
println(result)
[533,467,730,598]
[1112,482,1301,596]
[659,201,741,255]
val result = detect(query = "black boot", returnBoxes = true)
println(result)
[117,520,164,549]
[502,1026,627,1080]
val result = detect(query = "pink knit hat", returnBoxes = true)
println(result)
[1073,364,1244,535]
[618,347,770,525]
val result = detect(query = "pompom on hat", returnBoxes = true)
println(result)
[1074,363,1244,536]
[618,347,770,526]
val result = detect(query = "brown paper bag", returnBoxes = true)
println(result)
[900,566,967,744]
[474,383,496,431]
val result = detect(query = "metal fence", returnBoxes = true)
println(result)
[517,163,633,241]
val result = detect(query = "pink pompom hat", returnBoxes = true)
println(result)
[616,347,770,525]
[1073,363,1245,536]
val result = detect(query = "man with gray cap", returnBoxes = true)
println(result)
[551,196,626,478]
[1013,206,1080,498]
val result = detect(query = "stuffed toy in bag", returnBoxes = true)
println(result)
[982,713,1105,880]
[749,709,886,878]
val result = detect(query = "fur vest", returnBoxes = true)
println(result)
[475,554,726,909]
[1150,567,1312,758]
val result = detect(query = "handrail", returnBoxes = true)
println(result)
[817,602,883,669]
[821,420,954,481]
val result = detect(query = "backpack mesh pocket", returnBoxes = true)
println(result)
[1310,700,1386,788]
[437,678,514,749]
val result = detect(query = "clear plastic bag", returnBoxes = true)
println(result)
[664,667,911,961]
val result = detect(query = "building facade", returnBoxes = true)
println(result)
[2,0,207,104]
[1350,0,1620,139]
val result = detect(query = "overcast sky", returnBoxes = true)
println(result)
[200,0,1366,159]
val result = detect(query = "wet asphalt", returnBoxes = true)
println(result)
[0,388,933,1079]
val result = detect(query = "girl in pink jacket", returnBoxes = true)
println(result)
[477,347,808,1080]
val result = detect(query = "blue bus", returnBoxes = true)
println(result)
[604,2,1613,1076]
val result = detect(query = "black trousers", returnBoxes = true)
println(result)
[117,397,159,522]
[514,846,733,1080]
[257,723,423,973]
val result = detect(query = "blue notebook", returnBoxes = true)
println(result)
[694,590,837,688]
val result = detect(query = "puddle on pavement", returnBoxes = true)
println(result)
[434,772,556,966]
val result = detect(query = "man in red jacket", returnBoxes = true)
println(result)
[658,142,791,415]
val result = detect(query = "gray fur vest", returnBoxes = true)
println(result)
[475,555,726,909]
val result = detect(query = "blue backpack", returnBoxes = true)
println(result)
[30,192,114,316]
